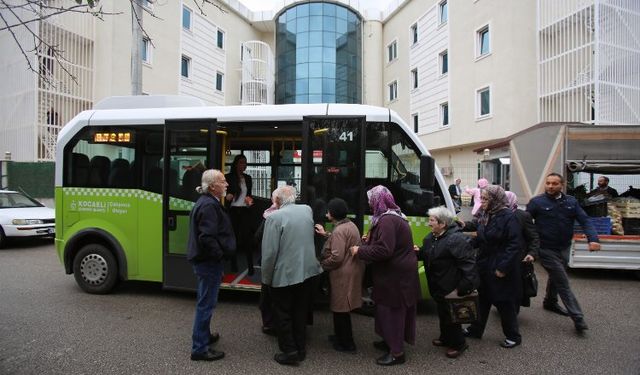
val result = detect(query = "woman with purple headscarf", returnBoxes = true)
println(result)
[350,185,418,366]
[465,178,489,216]
[462,185,524,349]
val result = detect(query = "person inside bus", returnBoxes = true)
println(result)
[461,185,524,349]
[261,185,323,365]
[315,198,365,354]
[187,169,236,361]
[350,185,419,366]
[419,206,477,359]
[224,154,255,275]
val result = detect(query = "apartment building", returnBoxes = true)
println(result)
[1,0,638,190]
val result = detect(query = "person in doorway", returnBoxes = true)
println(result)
[588,175,619,199]
[225,154,255,275]
[526,173,600,333]
[448,178,463,212]
[261,185,323,365]
[350,185,419,366]
[315,198,365,354]
[187,169,236,361]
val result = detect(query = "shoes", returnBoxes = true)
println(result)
[445,344,468,358]
[500,339,521,349]
[274,351,300,365]
[463,328,482,339]
[432,339,445,347]
[209,332,220,344]
[574,318,589,333]
[376,353,405,366]
[262,326,277,336]
[190,350,225,361]
[543,303,569,316]
[373,340,390,352]
[332,341,357,354]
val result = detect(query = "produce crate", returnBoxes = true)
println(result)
[622,218,640,235]
[574,217,612,235]
[582,201,607,217]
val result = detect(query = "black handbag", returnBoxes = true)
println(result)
[522,262,538,298]
[445,290,479,324]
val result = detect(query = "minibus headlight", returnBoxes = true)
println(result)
[12,219,44,225]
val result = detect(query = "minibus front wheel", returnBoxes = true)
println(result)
[73,244,118,294]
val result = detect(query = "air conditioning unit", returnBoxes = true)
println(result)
[441,166,453,176]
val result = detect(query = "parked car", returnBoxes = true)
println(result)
[0,190,55,248]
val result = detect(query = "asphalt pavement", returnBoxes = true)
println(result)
[0,238,639,375]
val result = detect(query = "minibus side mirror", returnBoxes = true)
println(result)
[420,155,435,190]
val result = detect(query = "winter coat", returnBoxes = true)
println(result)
[187,193,236,263]
[474,209,523,302]
[320,219,365,312]
[419,225,478,298]
[357,214,419,308]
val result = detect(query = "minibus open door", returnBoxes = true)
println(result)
[162,119,219,291]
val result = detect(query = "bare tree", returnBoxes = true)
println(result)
[0,0,226,85]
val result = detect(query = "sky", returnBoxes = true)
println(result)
[239,0,393,11]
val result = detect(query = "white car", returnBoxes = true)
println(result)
[0,190,55,248]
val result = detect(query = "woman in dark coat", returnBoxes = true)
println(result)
[419,206,478,358]
[463,185,524,348]
[224,154,255,275]
[506,191,539,308]
[350,185,419,366]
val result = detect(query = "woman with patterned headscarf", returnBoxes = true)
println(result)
[462,185,524,349]
[350,185,419,366]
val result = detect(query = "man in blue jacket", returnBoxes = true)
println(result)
[187,169,236,361]
[527,173,600,333]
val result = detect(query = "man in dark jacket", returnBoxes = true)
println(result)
[526,173,600,333]
[187,169,236,361]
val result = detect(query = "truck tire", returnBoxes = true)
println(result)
[73,244,119,294]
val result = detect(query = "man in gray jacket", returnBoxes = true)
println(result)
[261,185,323,365]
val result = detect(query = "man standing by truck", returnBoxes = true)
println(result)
[526,173,600,334]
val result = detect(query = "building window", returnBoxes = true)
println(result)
[410,24,418,45]
[477,86,491,118]
[141,37,151,64]
[412,113,419,133]
[217,29,225,49]
[388,80,398,101]
[387,40,397,62]
[216,72,223,91]
[411,68,418,89]
[441,102,449,126]
[440,50,448,75]
[181,55,191,78]
[182,6,192,30]
[439,1,448,24]
[477,25,490,57]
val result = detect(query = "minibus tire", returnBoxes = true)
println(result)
[73,244,118,294]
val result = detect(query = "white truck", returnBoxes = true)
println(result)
[508,123,640,277]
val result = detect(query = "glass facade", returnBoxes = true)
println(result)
[275,2,362,104]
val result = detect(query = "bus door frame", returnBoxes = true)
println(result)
[302,115,367,233]
[162,118,218,291]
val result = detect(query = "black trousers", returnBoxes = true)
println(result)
[333,312,354,346]
[469,292,521,343]
[434,297,465,350]
[229,206,254,273]
[270,279,314,354]
[260,283,274,328]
